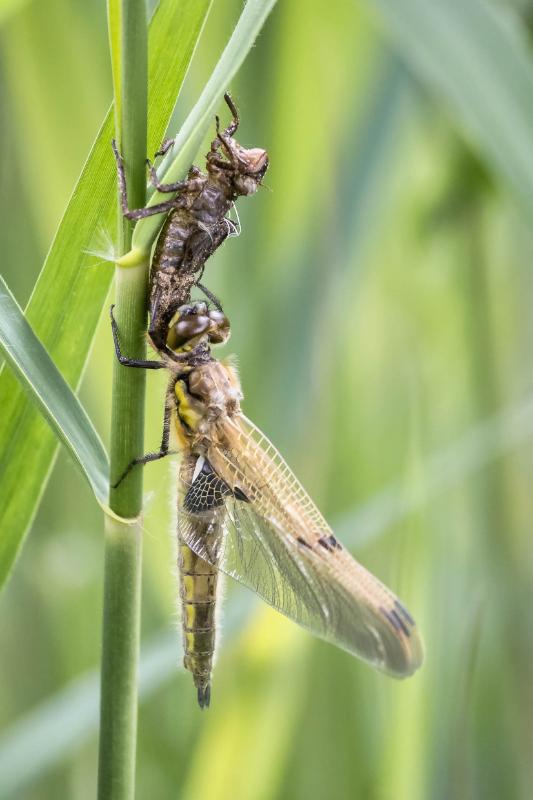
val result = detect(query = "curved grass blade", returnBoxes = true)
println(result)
[0,277,108,504]
[372,0,533,217]
[126,0,279,262]
[0,0,213,591]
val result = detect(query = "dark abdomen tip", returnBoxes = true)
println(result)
[197,684,211,709]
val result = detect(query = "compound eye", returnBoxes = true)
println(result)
[173,314,210,343]
[177,301,207,318]
[207,310,230,343]
[208,309,227,326]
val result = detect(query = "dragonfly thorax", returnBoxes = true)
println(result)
[174,360,242,448]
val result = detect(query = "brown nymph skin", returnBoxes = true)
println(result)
[112,94,269,355]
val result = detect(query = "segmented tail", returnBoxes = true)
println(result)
[197,684,211,709]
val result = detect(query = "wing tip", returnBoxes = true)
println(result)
[378,601,424,678]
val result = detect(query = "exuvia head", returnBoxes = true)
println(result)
[166,302,230,352]
[207,93,269,196]
[208,135,269,196]
[230,144,269,196]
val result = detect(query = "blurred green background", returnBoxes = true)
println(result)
[2,0,533,798]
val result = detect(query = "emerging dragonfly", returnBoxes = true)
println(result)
[111,303,424,708]
[112,94,268,356]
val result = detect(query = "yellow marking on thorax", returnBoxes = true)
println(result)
[174,379,203,432]
[172,418,190,449]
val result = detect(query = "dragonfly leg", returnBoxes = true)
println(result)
[109,305,165,369]
[207,152,234,170]
[111,140,180,220]
[154,137,175,158]
[111,304,193,367]
[212,98,240,166]
[146,158,189,194]
[222,92,239,136]
[112,398,175,487]
[214,94,239,140]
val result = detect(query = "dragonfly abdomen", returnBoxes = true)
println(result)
[178,540,219,709]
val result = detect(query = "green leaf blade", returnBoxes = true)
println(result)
[0,276,109,505]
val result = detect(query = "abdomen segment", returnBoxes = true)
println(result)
[178,540,219,708]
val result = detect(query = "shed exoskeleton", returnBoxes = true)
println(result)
[112,94,268,358]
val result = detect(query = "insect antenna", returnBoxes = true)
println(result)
[196,281,223,312]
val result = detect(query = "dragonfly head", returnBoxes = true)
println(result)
[167,302,231,353]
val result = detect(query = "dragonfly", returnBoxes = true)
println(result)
[110,302,424,708]
[112,93,268,357]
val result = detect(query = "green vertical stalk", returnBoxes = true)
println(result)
[98,1,148,798]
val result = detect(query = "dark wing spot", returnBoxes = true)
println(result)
[317,536,334,552]
[184,459,250,512]
[380,607,411,637]
[317,535,342,552]
[395,599,415,627]
[327,534,342,551]
[297,537,312,549]
[380,607,401,633]
[184,460,232,512]
[390,609,410,637]
[234,486,249,502]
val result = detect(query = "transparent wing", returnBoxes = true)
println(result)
[178,416,423,678]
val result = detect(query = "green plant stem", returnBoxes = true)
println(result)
[98,1,148,797]
[98,516,143,800]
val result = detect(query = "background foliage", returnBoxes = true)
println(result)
[1,0,533,798]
